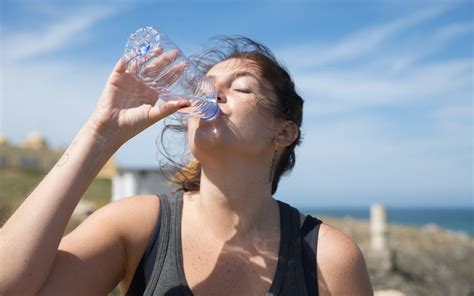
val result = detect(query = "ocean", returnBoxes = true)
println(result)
[300,206,474,237]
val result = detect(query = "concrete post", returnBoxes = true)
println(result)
[370,203,388,251]
[369,203,394,272]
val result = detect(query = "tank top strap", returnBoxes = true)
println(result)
[125,195,163,296]
[266,200,292,295]
[301,215,323,296]
[288,203,310,292]
[143,192,174,296]
[301,215,322,256]
[174,191,194,295]
[271,200,322,296]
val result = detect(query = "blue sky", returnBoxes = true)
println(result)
[1,0,472,207]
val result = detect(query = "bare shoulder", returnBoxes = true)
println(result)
[103,194,161,232]
[68,194,161,265]
[316,223,373,296]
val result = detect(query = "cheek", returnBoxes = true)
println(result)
[233,108,276,145]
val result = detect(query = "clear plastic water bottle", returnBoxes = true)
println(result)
[122,26,220,120]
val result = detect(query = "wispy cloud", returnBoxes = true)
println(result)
[274,5,473,117]
[384,20,474,73]
[3,5,122,63]
[436,20,474,40]
[277,4,452,69]
[297,58,472,116]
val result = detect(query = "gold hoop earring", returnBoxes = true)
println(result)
[268,140,279,183]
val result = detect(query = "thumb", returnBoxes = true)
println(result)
[148,100,191,123]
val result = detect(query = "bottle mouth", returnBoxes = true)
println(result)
[123,27,160,63]
[137,43,150,56]
[201,105,220,121]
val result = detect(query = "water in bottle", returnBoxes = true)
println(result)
[122,26,220,120]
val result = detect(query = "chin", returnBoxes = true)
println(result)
[188,123,236,163]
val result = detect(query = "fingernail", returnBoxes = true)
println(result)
[172,49,181,58]
[179,100,190,109]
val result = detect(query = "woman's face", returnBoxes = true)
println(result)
[187,58,279,163]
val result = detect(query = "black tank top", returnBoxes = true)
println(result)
[126,192,322,295]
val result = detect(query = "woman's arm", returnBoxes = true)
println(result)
[0,57,189,295]
[0,124,118,295]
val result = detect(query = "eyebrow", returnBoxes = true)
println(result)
[207,71,262,86]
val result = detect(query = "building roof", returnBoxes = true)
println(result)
[0,133,8,145]
[22,132,48,149]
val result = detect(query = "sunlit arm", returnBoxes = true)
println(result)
[0,123,119,295]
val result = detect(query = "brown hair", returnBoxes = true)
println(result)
[159,36,304,194]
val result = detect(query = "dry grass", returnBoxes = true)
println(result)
[0,168,111,227]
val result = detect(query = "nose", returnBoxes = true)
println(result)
[217,93,227,103]
[215,85,227,104]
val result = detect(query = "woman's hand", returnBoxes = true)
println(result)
[87,52,190,148]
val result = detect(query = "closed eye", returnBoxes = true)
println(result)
[234,89,252,94]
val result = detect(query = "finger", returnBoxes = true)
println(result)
[150,47,164,56]
[148,100,191,123]
[141,61,186,90]
[127,58,141,76]
[122,48,164,75]
[141,49,180,78]
[153,62,187,88]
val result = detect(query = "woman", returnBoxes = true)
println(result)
[0,37,373,295]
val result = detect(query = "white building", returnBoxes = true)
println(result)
[112,167,178,201]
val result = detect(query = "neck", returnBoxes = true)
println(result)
[190,156,278,242]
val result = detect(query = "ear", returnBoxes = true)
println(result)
[276,121,299,148]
